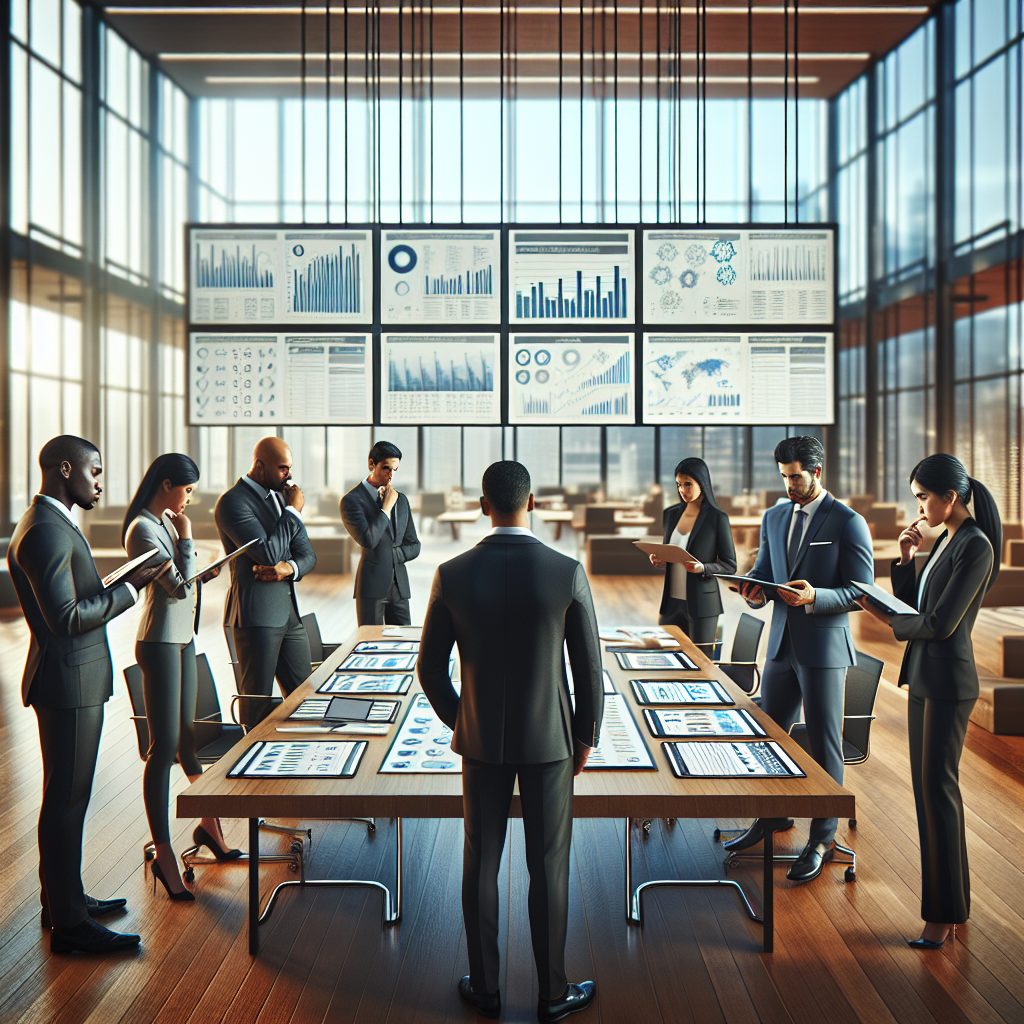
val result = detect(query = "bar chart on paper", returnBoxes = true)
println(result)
[509,334,635,424]
[190,231,281,323]
[510,230,633,323]
[285,232,372,322]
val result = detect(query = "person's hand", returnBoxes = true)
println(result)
[252,561,294,582]
[282,483,305,513]
[126,559,172,591]
[780,580,815,606]
[379,484,399,514]
[854,595,893,626]
[199,566,221,584]
[649,553,666,567]
[685,560,705,574]
[899,515,926,564]
[732,581,765,607]
[573,743,591,776]
[167,511,192,539]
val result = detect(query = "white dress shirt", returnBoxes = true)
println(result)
[241,475,301,580]
[669,528,691,600]
[485,525,536,537]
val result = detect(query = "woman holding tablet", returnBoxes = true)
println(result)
[648,457,737,652]
[856,454,1000,949]
[123,454,238,901]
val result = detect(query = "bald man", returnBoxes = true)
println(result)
[214,437,316,727]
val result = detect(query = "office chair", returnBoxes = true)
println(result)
[714,613,765,696]
[418,492,447,531]
[301,612,340,670]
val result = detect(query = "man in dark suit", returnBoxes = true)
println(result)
[418,461,602,1023]
[7,436,168,954]
[214,436,316,727]
[731,436,874,881]
[340,440,420,626]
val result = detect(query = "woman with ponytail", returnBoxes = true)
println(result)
[856,454,1001,949]
[124,454,237,902]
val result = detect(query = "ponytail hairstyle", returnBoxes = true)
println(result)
[673,457,724,514]
[122,453,201,548]
[909,453,1002,591]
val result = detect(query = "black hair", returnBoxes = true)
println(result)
[39,435,100,473]
[122,453,200,547]
[369,440,403,464]
[910,453,1002,592]
[773,435,824,474]
[482,460,531,515]
[672,457,723,513]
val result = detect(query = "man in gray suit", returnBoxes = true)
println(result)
[7,436,168,954]
[418,461,602,1023]
[215,436,316,727]
[731,435,873,881]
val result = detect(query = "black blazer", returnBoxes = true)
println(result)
[417,533,604,764]
[214,479,317,629]
[890,519,994,701]
[340,483,421,600]
[7,497,136,709]
[658,502,737,618]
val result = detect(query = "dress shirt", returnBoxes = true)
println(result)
[485,525,536,537]
[785,487,828,612]
[36,494,137,603]
[241,474,301,580]
[362,477,395,536]
[669,527,691,601]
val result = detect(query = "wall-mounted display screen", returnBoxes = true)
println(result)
[509,333,635,424]
[189,333,371,425]
[642,228,834,325]
[380,333,501,424]
[381,229,501,324]
[642,332,834,425]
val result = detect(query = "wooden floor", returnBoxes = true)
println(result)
[0,518,1021,1024]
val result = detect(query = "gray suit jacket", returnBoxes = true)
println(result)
[214,478,316,629]
[340,483,421,600]
[417,533,604,764]
[125,509,197,644]
[7,497,135,708]
[890,520,993,701]
[748,493,874,668]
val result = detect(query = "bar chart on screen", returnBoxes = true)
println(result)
[190,231,281,323]
[285,232,372,322]
[510,230,634,323]
[509,334,635,424]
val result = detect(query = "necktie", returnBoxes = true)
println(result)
[788,507,806,574]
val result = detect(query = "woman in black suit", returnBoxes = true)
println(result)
[857,454,1001,949]
[648,457,737,651]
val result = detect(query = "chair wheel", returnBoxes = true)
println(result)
[367,822,376,833]
[641,819,652,835]
[665,818,676,828]
[288,861,299,873]
[713,828,722,841]
[849,819,857,828]
[844,867,856,882]
[184,867,195,883]
[144,846,156,863]
[290,841,303,856]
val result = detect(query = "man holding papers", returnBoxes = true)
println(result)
[730,436,873,882]
[7,436,168,954]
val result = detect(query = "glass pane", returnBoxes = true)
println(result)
[659,426,703,497]
[29,60,61,239]
[971,377,1009,514]
[561,427,601,490]
[104,28,128,119]
[606,427,654,499]
[515,427,560,490]
[11,47,29,234]
[421,427,463,493]
[326,426,373,497]
[62,0,80,82]
[30,0,61,68]
[462,427,504,496]
[972,57,1008,239]
[973,305,1008,376]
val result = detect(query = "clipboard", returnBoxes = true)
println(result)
[102,548,163,589]
[714,574,802,597]
[851,580,918,616]
[632,541,700,566]
[185,538,259,583]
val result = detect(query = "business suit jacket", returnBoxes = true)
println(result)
[418,533,604,764]
[890,520,994,701]
[214,479,316,629]
[125,509,198,644]
[7,497,136,708]
[659,502,737,618]
[340,483,421,600]
[748,493,874,668]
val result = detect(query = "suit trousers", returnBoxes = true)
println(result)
[462,757,574,1001]
[232,610,312,728]
[760,630,846,844]
[907,693,975,924]
[356,577,411,627]
[136,639,203,845]
[658,599,718,652]
[34,703,104,928]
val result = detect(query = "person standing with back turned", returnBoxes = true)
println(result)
[418,461,603,1023]
[214,436,316,728]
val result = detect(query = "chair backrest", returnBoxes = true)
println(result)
[583,507,617,535]
[419,492,447,518]
[123,664,150,760]
[194,653,224,723]
[730,613,764,664]
[302,612,325,662]
[843,650,884,758]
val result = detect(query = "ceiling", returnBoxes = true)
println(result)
[104,0,941,100]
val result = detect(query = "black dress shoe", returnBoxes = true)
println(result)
[50,917,141,955]
[722,818,795,852]
[41,894,128,928]
[538,981,596,1023]
[458,976,500,1019]
[786,841,834,883]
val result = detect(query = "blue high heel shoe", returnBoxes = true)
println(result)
[908,924,956,948]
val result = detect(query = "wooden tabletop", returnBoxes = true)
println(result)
[534,509,574,522]
[179,625,853,823]
[435,509,482,523]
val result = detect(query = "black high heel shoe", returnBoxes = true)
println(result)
[193,824,243,861]
[151,859,195,902]
[908,924,956,948]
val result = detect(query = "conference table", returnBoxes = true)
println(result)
[178,625,853,956]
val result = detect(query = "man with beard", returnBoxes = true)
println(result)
[730,435,873,882]
[215,436,316,727]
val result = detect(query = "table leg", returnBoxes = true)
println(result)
[763,828,774,953]
[554,522,563,542]
[450,523,460,541]
[249,817,260,955]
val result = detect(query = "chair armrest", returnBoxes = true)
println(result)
[130,715,149,723]
[229,693,283,729]
[194,711,224,724]
[713,659,759,666]
[842,715,877,721]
